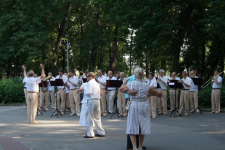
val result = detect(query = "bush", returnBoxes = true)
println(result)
[0,77,25,103]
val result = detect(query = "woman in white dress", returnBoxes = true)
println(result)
[120,68,162,150]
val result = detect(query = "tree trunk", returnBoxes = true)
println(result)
[220,40,225,77]
[200,43,205,77]
[172,5,193,73]
[110,26,119,75]
[51,2,72,74]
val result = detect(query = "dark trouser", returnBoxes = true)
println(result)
[127,134,139,149]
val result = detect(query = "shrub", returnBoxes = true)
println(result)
[0,77,25,103]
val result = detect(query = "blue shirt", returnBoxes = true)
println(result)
[125,74,135,98]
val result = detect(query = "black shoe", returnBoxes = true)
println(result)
[143,146,147,149]
[95,134,105,137]
[84,135,94,138]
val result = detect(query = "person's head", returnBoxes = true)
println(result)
[28,70,34,77]
[48,72,52,77]
[159,69,165,76]
[120,72,125,79]
[214,70,219,76]
[108,71,113,78]
[64,73,67,76]
[97,69,103,76]
[182,71,187,78]
[190,71,195,77]
[133,65,141,74]
[69,70,75,76]
[171,72,176,78]
[149,72,154,79]
[58,69,63,76]
[134,68,144,79]
[86,72,96,81]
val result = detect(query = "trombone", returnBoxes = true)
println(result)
[201,72,223,88]
[171,73,180,80]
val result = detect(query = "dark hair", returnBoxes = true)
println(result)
[214,70,219,73]
[69,70,75,73]
[149,72,154,77]
[58,69,63,72]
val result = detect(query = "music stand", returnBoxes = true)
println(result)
[106,80,123,119]
[191,78,204,115]
[50,79,63,118]
[168,80,183,118]
[82,78,87,83]
[38,81,48,112]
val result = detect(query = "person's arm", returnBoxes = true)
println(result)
[99,85,103,96]
[78,87,84,93]
[84,82,92,96]
[22,65,27,78]
[120,78,130,92]
[148,88,162,97]
[97,78,107,86]
[216,77,222,84]
[67,78,78,87]
[40,64,45,79]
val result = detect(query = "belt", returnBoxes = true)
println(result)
[182,89,190,90]
[58,88,65,90]
[108,90,116,91]
[70,88,78,90]
[170,89,175,90]
[27,91,38,94]
[130,98,147,102]
[24,87,26,89]
[213,88,221,90]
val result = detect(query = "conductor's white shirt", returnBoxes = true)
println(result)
[55,75,67,89]
[158,76,168,90]
[181,76,192,90]
[106,76,117,91]
[212,76,223,88]
[68,75,79,89]
[97,75,107,89]
[85,79,100,100]
[26,77,41,93]
[22,77,29,88]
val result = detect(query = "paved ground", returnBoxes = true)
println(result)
[0,106,225,150]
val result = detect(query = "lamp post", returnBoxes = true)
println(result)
[65,33,69,73]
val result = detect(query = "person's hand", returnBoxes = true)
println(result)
[124,78,130,84]
[180,79,183,83]
[157,91,163,97]
[40,63,44,69]
[67,79,70,83]
[22,65,26,70]
[127,90,138,96]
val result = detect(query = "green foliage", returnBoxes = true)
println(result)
[0,78,25,103]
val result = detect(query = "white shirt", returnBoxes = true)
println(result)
[169,77,180,81]
[190,76,199,92]
[106,76,117,91]
[212,76,223,88]
[97,75,107,89]
[48,77,55,91]
[181,76,192,89]
[22,77,29,88]
[158,76,168,90]
[26,77,41,93]
[66,86,70,93]
[85,79,100,100]
[55,75,67,89]
[148,78,157,88]
[81,82,88,103]
[127,79,151,99]
[67,75,79,89]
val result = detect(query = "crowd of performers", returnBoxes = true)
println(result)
[22,64,223,150]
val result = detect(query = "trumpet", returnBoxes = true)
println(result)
[201,72,223,88]
[43,75,52,81]
[67,73,70,79]
[172,73,180,80]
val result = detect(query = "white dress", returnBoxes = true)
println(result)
[126,79,151,135]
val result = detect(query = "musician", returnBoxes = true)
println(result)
[117,72,127,117]
[120,67,162,150]
[147,72,157,118]
[177,71,191,116]
[210,70,223,114]
[96,69,107,116]
[47,72,55,108]
[157,69,168,115]
[169,72,180,111]
[53,69,67,115]
[106,71,117,113]
[64,73,70,112]
[26,64,45,124]
[39,75,50,111]
[190,71,199,113]
[67,70,80,116]
[84,72,105,138]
